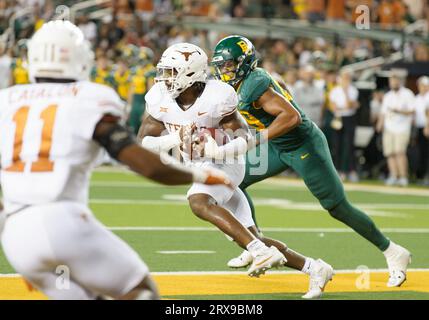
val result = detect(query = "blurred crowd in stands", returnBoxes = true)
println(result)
[1,0,429,186]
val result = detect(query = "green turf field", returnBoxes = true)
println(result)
[1,167,428,300]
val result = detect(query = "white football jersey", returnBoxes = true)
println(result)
[145,80,238,162]
[0,81,124,212]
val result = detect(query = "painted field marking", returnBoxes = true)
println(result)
[90,197,428,212]
[1,270,428,299]
[153,271,429,296]
[262,178,429,196]
[157,251,216,254]
[1,268,428,277]
[150,268,429,275]
[107,226,429,233]
[90,199,186,205]
[91,167,429,197]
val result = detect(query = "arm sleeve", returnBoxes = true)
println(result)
[141,133,181,154]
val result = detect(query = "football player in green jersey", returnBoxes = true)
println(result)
[211,35,411,288]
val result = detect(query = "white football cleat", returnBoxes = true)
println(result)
[247,246,286,278]
[227,250,253,268]
[302,259,334,299]
[385,243,412,287]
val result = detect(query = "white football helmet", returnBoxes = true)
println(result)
[28,20,94,82]
[155,43,208,98]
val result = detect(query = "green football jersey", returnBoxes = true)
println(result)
[237,68,312,151]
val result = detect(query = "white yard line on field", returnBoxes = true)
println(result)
[261,178,429,196]
[90,199,187,205]
[1,268,429,277]
[157,251,216,254]
[90,176,429,197]
[151,268,429,276]
[107,226,429,233]
[90,181,304,191]
[92,196,429,210]
[90,197,420,218]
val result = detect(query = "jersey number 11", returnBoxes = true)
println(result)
[6,105,58,173]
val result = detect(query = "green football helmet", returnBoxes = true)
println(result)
[211,35,257,86]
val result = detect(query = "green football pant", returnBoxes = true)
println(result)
[240,124,390,251]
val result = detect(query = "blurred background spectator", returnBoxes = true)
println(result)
[363,89,387,179]
[293,64,325,127]
[329,70,360,182]
[414,76,429,184]
[377,74,415,187]
[1,0,429,186]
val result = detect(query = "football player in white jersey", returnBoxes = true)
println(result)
[0,21,231,300]
[139,43,286,278]
[138,43,334,298]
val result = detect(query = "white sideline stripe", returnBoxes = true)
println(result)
[262,178,429,196]
[90,198,429,211]
[107,226,429,233]
[150,268,429,276]
[90,179,429,196]
[90,181,300,190]
[91,169,429,197]
[90,199,187,205]
[90,180,429,197]
[1,268,429,278]
[157,251,216,254]
[164,194,428,211]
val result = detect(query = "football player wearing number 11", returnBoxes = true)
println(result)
[0,21,232,300]
[211,35,412,288]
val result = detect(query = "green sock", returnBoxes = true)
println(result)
[329,199,390,251]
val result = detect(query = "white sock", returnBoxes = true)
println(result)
[246,239,268,258]
[301,258,316,275]
[134,289,158,300]
[383,241,396,258]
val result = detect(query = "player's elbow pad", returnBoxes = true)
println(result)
[141,134,181,154]
[93,123,136,160]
